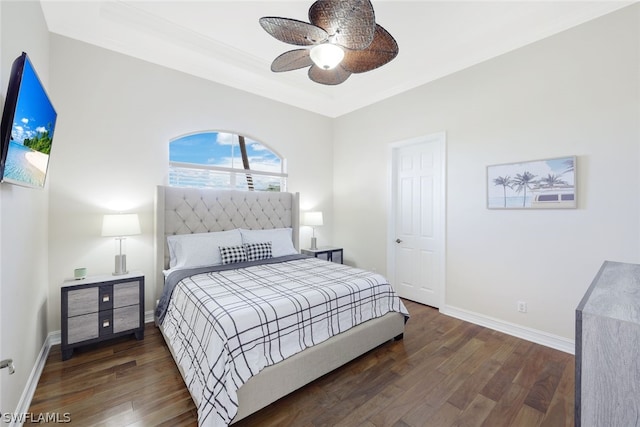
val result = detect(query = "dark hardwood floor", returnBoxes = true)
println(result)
[28,300,574,426]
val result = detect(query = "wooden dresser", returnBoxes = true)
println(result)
[575,261,640,426]
[61,271,144,360]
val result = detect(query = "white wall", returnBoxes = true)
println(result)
[333,4,640,341]
[0,0,51,419]
[47,35,334,332]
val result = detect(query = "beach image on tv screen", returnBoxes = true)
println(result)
[4,58,56,187]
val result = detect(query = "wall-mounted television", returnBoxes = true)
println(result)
[0,52,57,188]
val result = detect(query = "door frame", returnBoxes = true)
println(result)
[387,131,447,308]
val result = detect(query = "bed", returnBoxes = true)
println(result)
[154,185,408,426]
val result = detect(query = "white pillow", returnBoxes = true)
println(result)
[167,229,242,268]
[239,228,298,258]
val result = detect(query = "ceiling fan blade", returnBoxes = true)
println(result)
[308,64,351,85]
[309,0,375,50]
[341,24,398,73]
[259,17,328,46]
[271,49,314,72]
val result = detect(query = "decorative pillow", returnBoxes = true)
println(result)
[167,229,242,268]
[239,228,297,258]
[244,242,272,262]
[219,245,248,265]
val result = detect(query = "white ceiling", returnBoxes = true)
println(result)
[40,1,632,118]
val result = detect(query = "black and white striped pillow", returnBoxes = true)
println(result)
[219,245,248,265]
[244,242,272,262]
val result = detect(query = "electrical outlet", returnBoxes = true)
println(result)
[517,301,527,313]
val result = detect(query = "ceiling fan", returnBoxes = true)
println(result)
[259,0,399,85]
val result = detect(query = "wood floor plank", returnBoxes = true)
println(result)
[539,355,575,427]
[512,404,545,426]
[480,340,534,402]
[28,300,574,427]
[454,394,496,427]
[481,382,530,427]
[523,359,567,413]
[400,366,472,425]
[447,358,503,411]
[437,337,486,375]
[424,401,463,426]
[333,383,406,426]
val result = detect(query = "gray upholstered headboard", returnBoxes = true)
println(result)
[154,185,300,298]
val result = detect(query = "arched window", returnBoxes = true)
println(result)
[169,131,287,191]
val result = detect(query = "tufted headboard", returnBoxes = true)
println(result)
[154,185,300,297]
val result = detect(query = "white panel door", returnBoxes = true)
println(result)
[390,134,444,307]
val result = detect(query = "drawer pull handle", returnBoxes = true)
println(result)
[102,320,110,328]
[102,294,110,303]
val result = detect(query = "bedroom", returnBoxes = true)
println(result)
[0,0,638,425]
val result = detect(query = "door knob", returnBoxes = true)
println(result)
[395,238,402,244]
[0,359,15,375]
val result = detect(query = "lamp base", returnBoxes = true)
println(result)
[310,237,317,250]
[113,254,128,276]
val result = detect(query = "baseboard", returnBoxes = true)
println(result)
[11,310,157,426]
[9,330,59,427]
[440,305,575,355]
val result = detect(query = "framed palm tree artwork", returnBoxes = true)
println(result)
[487,156,576,209]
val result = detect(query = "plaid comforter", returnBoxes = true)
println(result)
[158,255,409,427]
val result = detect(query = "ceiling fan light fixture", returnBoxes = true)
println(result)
[260,0,398,85]
[309,43,344,70]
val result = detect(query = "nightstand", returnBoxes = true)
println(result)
[61,271,145,361]
[301,246,343,264]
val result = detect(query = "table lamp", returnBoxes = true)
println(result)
[302,211,323,250]
[101,213,141,275]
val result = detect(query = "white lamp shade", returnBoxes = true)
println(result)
[303,211,323,227]
[310,43,344,70]
[102,213,141,237]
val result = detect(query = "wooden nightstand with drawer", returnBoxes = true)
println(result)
[61,272,144,360]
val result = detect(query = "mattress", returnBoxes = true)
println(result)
[156,255,409,426]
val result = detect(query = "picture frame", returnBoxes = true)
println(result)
[487,156,576,209]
